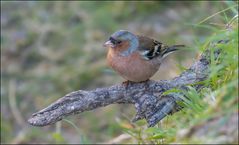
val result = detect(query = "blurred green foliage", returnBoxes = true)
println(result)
[1,1,238,144]
[122,3,238,144]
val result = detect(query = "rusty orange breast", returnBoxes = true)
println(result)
[107,48,159,82]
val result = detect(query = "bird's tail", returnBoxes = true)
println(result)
[161,44,185,58]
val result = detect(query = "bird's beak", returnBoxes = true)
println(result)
[103,40,115,48]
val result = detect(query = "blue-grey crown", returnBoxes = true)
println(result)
[111,30,131,39]
[111,30,139,56]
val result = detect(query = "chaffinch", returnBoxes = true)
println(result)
[104,30,184,82]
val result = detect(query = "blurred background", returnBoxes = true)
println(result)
[1,1,238,144]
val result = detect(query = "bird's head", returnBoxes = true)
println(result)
[104,30,139,56]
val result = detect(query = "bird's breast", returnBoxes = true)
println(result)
[107,48,159,82]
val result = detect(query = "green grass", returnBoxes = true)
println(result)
[122,3,238,144]
[1,1,238,144]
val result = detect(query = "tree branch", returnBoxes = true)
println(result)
[28,40,227,127]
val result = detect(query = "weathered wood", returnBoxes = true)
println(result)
[28,40,227,127]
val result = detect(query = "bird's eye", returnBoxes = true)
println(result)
[109,37,122,45]
[117,40,122,44]
[109,37,116,43]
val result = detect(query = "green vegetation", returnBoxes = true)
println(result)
[1,1,238,144]
[122,4,238,143]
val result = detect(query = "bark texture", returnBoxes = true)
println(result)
[28,40,226,127]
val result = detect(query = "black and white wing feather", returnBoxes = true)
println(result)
[137,35,184,60]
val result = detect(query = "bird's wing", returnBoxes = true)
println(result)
[137,35,185,60]
[136,35,164,60]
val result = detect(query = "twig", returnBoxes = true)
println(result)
[103,134,131,144]
[9,79,25,126]
[28,40,228,127]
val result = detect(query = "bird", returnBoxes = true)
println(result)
[103,30,185,83]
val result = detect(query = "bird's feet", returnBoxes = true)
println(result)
[122,79,150,89]
[122,80,131,88]
[138,79,150,83]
